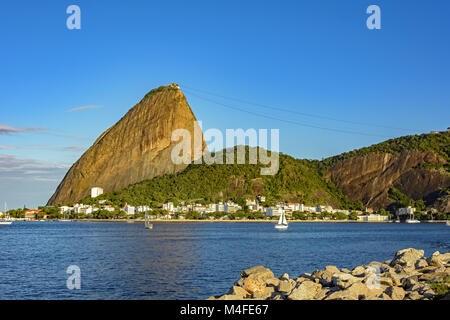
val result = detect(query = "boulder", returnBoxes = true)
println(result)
[296,273,314,283]
[242,278,265,295]
[390,248,424,268]
[218,294,246,300]
[405,291,422,300]
[287,281,322,300]
[402,276,419,290]
[312,268,337,287]
[325,265,340,274]
[326,282,382,300]
[384,286,406,300]
[332,272,361,289]
[351,266,366,277]
[438,252,450,264]
[415,259,428,269]
[252,286,275,300]
[427,252,445,268]
[419,272,448,282]
[264,277,280,287]
[277,280,293,294]
[377,293,392,300]
[241,266,275,283]
[279,273,289,281]
[228,285,250,298]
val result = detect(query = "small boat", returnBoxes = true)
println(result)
[144,213,153,229]
[0,202,12,225]
[275,209,288,230]
[406,219,420,224]
[446,221,450,227]
[405,213,420,224]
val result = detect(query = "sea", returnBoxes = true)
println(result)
[0,221,448,299]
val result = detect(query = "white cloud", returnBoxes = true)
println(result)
[0,154,70,182]
[0,124,47,135]
[0,145,86,153]
[66,105,102,112]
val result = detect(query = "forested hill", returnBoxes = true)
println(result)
[80,131,450,212]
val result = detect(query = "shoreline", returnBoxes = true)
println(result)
[209,248,450,300]
[63,219,449,223]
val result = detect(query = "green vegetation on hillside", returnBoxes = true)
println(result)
[387,187,426,212]
[77,132,449,211]
[321,131,450,170]
[81,147,361,209]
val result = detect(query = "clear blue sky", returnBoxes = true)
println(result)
[1,0,449,208]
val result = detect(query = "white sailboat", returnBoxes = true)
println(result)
[144,212,153,229]
[405,212,420,224]
[0,202,13,225]
[446,221,450,227]
[275,209,288,230]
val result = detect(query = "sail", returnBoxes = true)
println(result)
[277,213,283,225]
[282,213,287,225]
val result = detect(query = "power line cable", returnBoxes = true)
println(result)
[183,89,388,138]
[182,84,413,132]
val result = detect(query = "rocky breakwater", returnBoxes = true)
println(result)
[209,248,450,300]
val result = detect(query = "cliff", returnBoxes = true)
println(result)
[325,132,450,209]
[47,85,206,205]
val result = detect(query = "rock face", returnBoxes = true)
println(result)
[48,85,206,205]
[210,248,450,300]
[327,150,450,209]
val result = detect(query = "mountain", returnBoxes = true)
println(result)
[323,132,450,210]
[49,83,449,212]
[47,84,206,206]
[80,132,449,212]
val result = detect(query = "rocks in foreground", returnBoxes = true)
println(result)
[208,248,450,300]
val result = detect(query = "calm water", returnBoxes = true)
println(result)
[0,221,449,299]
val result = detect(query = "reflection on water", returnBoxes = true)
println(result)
[0,221,448,299]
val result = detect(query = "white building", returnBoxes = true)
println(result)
[264,207,284,216]
[124,205,135,215]
[91,187,104,198]
[396,206,416,216]
[102,206,115,212]
[136,206,152,213]
[59,206,72,214]
[216,202,225,212]
[162,202,174,212]
[357,214,390,222]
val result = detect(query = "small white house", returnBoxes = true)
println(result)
[91,187,104,198]
[124,205,135,215]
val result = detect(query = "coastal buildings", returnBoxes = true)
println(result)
[51,197,401,222]
[24,209,42,220]
[124,205,135,215]
[357,214,390,222]
[396,206,416,216]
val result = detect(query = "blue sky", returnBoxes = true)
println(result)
[1,0,449,208]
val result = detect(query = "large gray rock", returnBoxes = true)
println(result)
[277,280,293,294]
[390,248,424,268]
[427,252,445,267]
[312,266,340,286]
[351,266,366,277]
[252,286,275,300]
[332,272,361,289]
[241,266,275,282]
[384,286,406,300]
[287,281,322,300]
[228,285,250,298]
